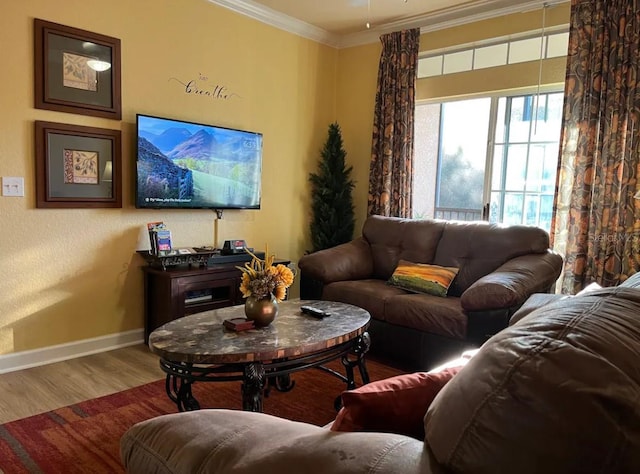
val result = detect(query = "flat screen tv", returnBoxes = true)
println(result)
[135,114,262,209]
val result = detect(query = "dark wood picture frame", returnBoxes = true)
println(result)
[35,121,122,208]
[34,19,122,119]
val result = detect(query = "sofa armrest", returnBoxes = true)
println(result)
[460,250,563,312]
[121,409,436,474]
[298,237,374,283]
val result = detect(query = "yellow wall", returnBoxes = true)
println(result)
[336,42,382,232]
[336,2,571,232]
[0,0,338,355]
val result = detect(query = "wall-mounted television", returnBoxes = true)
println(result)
[135,114,262,209]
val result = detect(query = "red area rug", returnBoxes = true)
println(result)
[0,359,402,474]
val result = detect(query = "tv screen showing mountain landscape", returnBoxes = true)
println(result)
[136,114,262,209]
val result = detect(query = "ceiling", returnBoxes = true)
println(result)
[249,0,473,36]
[208,0,560,48]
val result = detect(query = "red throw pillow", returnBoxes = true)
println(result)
[330,366,463,439]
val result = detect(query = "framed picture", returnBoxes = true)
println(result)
[35,121,122,208]
[34,19,122,119]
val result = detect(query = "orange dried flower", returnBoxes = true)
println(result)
[236,246,295,302]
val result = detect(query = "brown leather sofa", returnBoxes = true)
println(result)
[298,215,563,369]
[120,274,640,473]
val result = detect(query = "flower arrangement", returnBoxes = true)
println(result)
[237,247,295,302]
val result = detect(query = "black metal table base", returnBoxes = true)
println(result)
[160,332,371,412]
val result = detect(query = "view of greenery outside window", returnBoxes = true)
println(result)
[413,91,563,232]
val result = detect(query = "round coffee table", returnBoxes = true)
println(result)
[148,299,371,412]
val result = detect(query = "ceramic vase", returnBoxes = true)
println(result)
[244,294,278,327]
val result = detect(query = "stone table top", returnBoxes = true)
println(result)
[148,299,370,364]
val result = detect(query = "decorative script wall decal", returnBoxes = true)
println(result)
[168,73,241,101]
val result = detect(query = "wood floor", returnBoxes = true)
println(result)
[0,344,164,424]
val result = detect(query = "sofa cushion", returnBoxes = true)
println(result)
[363,216,445,279]
[299,237,374,283]
[385,294,467,339]
[424,286,640,474]
[432,221,551,296]
[322,279,407,322]
[330,366,463,439]
[388,260,458,297]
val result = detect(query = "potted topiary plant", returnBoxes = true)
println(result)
[308,122,356,252]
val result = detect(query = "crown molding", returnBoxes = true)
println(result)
[207,0,340,48]
[339,0,568,48]
[207,0,568,50]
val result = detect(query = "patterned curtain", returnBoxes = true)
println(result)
[551,0,640,293]
[367,28,420,218]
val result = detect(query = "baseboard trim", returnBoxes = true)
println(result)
[0,329,144,374]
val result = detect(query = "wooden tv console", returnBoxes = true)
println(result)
[141,258,290,342]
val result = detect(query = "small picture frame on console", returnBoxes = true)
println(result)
[34,18,122,119]
[34,121,122,208]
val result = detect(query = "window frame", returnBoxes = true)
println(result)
[415,86,564,231]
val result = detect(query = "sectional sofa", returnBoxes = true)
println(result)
[120,272,640,474]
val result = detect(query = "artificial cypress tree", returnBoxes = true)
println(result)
[309,122,355,252]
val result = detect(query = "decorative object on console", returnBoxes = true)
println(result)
[136,249,217,270]
[146,221,164,254]
[34,19,121,119]
[388,260,459,297]
[146,221,173,255]
[34,121,122,208]
[237,247,295,327]
[222,239,248,255]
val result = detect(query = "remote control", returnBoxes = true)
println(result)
[301,305,331,319]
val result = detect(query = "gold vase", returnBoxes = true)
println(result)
[244,294,278,327]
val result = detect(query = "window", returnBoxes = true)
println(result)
[417,29,569,78]
[413,91,564,232]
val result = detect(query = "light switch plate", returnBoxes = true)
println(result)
[2,177,25,197]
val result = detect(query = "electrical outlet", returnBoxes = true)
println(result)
[2,177,25,197]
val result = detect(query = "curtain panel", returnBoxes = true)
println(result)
[367,28,420,218]
[552,0,640,293]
